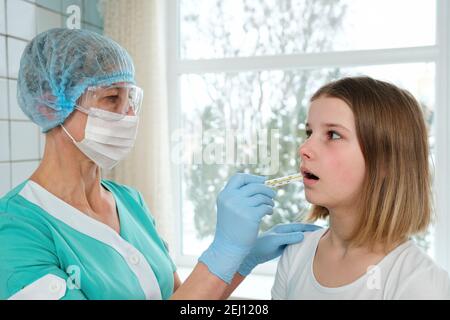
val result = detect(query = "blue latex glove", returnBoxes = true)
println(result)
[237,223,322,276]
[198,173,276,284]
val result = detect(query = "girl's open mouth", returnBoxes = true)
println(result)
[301,167,320,186]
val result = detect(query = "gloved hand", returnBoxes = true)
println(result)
[198,173,276,284]
[237,223,322,276]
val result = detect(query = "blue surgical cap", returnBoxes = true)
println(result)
[17,28,136,132]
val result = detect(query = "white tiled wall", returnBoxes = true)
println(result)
[7,37,27,78]
[36,6,62,34]
[82,0,103,27]
[0,163,11,196]
[11,160,39,186]
[0,121,10,162]
[0,0,104,196]
[0,36,6,77]
[10,121,40,160]
[8,80,27,120]
[0,78,8,119]
[0,0,5,34]
[6,0,36,40]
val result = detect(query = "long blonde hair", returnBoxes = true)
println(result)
[307,76,432,250]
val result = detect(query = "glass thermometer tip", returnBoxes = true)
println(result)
[265,173,303,188]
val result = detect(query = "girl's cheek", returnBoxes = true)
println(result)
[326,149,365,187]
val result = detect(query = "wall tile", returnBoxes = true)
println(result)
[0,162,11,197]
[36,0,61,13]
[6,0,36,40]
[0,78,8,119]
[8,80,27,120]
[39,131,45,158]
[36,7,62,34]
[82,22,102,34]
[0,36,6,77]
[83,0,102,27]
[7,37,27,79]
[0,120,10,161]
[0,0,5,34]
[11,160,39,187]
[10,121,40,161]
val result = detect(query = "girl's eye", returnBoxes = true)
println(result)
[327,130,341,140]
[305,129,312,138]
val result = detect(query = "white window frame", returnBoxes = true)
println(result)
[166,0,450,274]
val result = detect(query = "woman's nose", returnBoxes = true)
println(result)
[126,106,136,116]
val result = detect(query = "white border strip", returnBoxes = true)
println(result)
[433,0,450,272]
[167,0,184,266]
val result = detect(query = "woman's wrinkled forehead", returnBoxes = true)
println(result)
[86,81,134,92]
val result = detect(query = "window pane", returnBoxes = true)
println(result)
[180,0,436,59]
[178,63,435,256]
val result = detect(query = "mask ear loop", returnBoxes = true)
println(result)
[60,125,78,144]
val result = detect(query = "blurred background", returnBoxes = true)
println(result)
[0,0,449,299]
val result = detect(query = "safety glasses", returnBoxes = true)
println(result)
[76,83,143,121]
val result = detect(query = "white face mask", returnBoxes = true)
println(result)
[61,109,139,170]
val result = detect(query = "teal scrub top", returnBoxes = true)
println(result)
[0,179,176,300]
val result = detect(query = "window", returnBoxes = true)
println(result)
[167,0,450,280]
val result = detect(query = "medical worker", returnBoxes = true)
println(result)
[0,28,317,300]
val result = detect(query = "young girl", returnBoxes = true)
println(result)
[272,76,450,299]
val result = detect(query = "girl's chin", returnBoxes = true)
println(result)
[305,195,319,205]
[305,194,327,208]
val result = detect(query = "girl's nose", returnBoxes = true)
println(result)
[299,140,314,161]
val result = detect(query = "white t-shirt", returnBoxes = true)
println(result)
[272,228,450,300]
